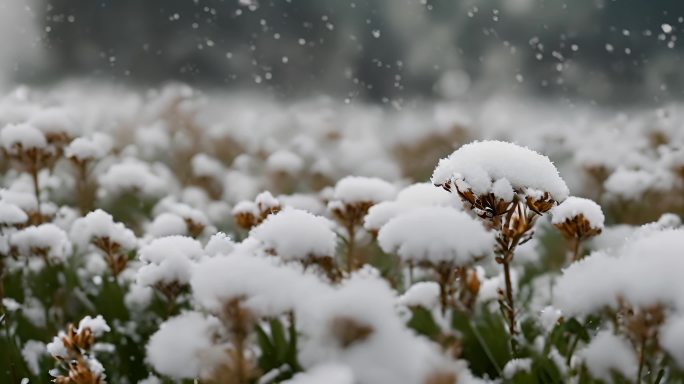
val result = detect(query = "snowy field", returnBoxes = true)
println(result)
[1,81,684,384]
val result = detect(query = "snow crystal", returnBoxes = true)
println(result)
[551,196,605,229]
[250,208,336,261]
[331,176,397,204]
[431,140,569,202]
[0,123,47,151]
[146,312,221,379]
[378,207,494,265]
[578,331,637,383]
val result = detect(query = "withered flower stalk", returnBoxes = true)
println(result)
[329,201,373,272]
[443,182,557,354]
[553,213,602,262]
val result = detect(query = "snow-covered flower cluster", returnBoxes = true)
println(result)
[4,85,684,384]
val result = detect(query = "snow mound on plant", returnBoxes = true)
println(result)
[431,140,569,202]
[377,206,494,265]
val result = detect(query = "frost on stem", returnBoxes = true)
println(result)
[70,209,137,277]
[432,140,568,351]
[328,176,397,272]
[551,196,604,262]
[46,315,110,384]
[378,206,493,312]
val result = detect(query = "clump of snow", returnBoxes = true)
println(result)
[0,123,47,151]
[203,232,235,257]
[29,107,77,139]
[431,140,569,202]
[146,312,221,379]
[191,153,225,180]
[190,253,327,316]
[397,281,440,309]
[555,228,684,316]
[99,159,170,198]
[148,212,188,238]
[331,176,397,205]
[297,275,462,384]
[551,196,605,229]
[364,183,456,233]
[250,208,336,261]
[660,315,684,368]
[11,224,72,263]
[70,209,137,250]
[137,236,204,287]
[378,207,494,265]
[502,358,532,379]
[21,340,46,376]
[266,149,304,175]
[78,315,111,336]
[64,133,112,161]
[538,306,562,333]
[0,200,28,226]
[578,331,637,383]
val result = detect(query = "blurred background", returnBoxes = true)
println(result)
[3,0,684,105]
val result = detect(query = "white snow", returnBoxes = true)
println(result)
[551,196,605,229]
[578,331,637,383]
[331,176,397,204]
[64,133,112,161]
[502,358,532,379]
[11,224,72,263]
[146,312,221,379]
[0,123,47,151]
[431,140,569,202]
[137,236,204,287]
[397,281,440,309]
[0,200,28,225]
[555,228,684,316]
[70,209,137,250]
[249,208,337,261]
[377,207,494,265]
[77,315,111,336]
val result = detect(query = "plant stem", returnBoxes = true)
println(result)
[501,255,518,354]
[30,167,41,222]
[346,224,356,272]
[570,237,581,262]
[637,336,647,383]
